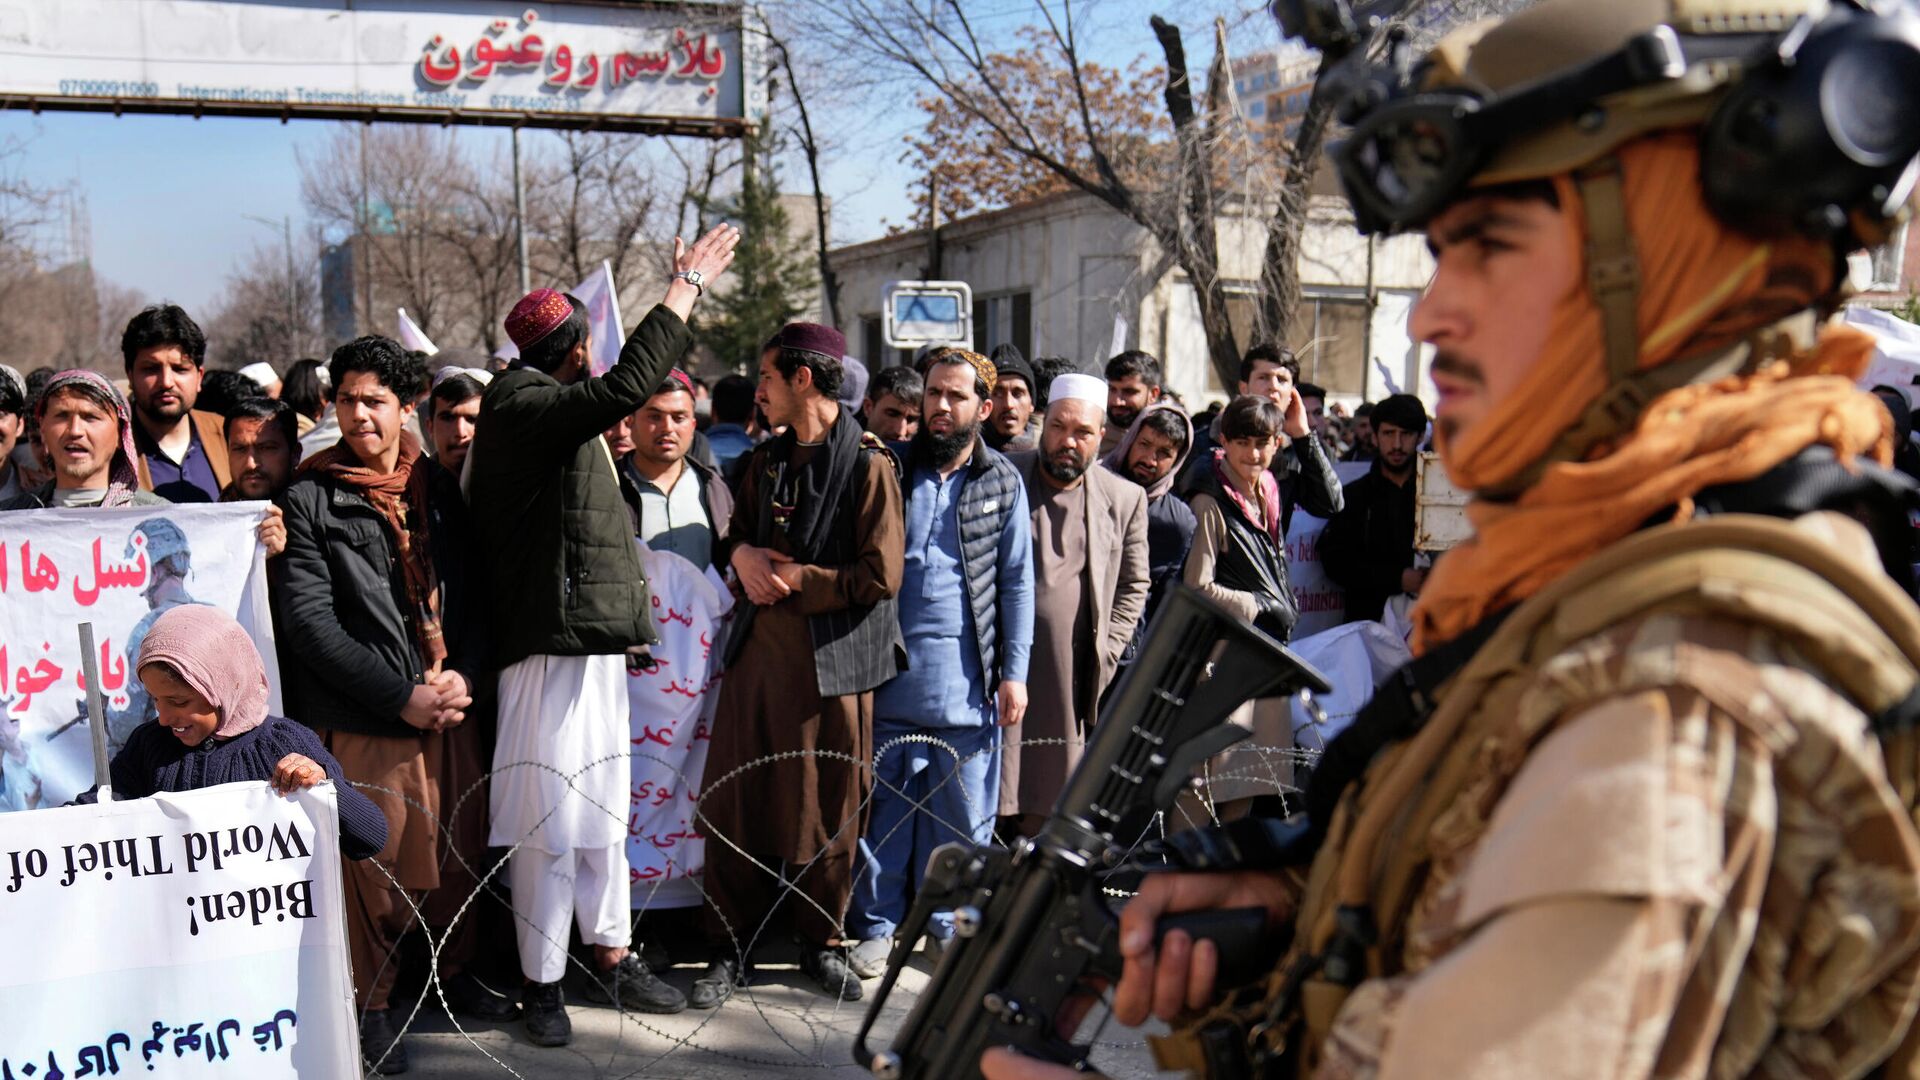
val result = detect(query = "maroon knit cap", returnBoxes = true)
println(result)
[763,322,846,360]
[505,288,576,351]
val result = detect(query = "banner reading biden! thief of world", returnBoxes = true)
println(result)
[0,503,280,809]
[0,781,357,1077]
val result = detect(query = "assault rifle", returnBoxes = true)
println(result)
[854,587,1331,1080]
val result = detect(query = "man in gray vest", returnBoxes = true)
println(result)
[847,348,1033,979]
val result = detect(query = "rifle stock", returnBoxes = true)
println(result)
[854,588,1330,1079]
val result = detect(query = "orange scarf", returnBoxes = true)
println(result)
[1412,135,1892,653]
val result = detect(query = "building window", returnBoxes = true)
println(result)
[1871,222,1909,291]
[1249,101,1265,118]
[1289,293,1370,398]
[972,291,1032,359]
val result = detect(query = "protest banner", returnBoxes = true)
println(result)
[0,504,278,809]
[626,545,731,909]
[1284,461,1371,639]
[0,780,357,1076]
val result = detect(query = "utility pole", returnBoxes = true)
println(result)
[512,126,531,295]
[243,212,299,357]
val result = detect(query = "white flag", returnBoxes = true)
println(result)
[396,308,439,356]
[573,261,626,377]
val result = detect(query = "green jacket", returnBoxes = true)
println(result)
[467,304,690,667]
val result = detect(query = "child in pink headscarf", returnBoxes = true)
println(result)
[75,604,386,860]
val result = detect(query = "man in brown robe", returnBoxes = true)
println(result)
[695,322,905,1006]
[1000,373,1149,833]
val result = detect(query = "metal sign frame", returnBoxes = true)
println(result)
[883,280,973,350]
[0,0,755,138]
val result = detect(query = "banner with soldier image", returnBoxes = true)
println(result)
[0,504,279,809]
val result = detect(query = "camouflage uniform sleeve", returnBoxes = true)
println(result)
[1320,689,1719,1080]
[1321,611,1920,1080]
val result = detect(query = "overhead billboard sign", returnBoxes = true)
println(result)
[884,280,973,350]
[0,1,757,137]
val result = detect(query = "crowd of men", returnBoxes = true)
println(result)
[0,219,1437,1073]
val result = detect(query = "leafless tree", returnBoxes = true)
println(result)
[202,241,325,370]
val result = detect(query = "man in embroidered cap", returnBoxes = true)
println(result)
[0,370,168,511]
[997,372,1148,835]
[121,304,231,503]
[467,223,738,1047]
[692,320,906,1007]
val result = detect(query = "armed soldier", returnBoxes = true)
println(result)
[983,1,1920,1077]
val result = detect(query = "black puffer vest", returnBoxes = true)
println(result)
[1193,464,1298,640]
[893,435,1025,682]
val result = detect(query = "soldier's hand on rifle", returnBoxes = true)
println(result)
[1113,870,1300,1026]
[979,1047,1090,1080]
[996,680,1028,728]
[256,504,287,558]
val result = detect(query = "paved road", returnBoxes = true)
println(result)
[391,941,1171,1080]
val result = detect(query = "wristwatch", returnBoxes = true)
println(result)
[673,269,705,295]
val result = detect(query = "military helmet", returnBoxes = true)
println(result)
[1278,0,1920,249]
[128,517,191,573]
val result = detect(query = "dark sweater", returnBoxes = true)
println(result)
[73,716,387,861]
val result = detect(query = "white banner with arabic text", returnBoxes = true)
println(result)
[0,504,280,809]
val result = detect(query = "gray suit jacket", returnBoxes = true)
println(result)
[1009,451,1152,708]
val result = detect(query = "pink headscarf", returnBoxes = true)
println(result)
[36,370,141,507]
[136,605,269,739]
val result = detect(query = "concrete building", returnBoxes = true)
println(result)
[826,189,1435,411]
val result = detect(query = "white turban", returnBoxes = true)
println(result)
[434,365,493,388]
[1047,372,1107,411]
[237,362,278,387]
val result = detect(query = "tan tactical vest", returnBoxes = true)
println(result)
[1156,512,1920,1077]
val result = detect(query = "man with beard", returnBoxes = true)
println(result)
[121,305,231,503]
[1322,393,1429,623]
[999,373,1148,834]
[986,344,1039,452]
[847,348,1033,979]
[1099,401,1196,672]
[1102,350,1163,455]
[0,371,167,512]
[221,397,298,556]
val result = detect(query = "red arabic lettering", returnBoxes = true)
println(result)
[656,605,692,628]
[74,637,126,694]
[609,49,672,88]
[420,35,461,87]
[13,657,62,711]
[673,31,727,79]
[0,541,7,592]
[18,542,57,593]
[545,44,574,86]
[574,53,601,89]
[70,537,150,607]
[634,726,674,747]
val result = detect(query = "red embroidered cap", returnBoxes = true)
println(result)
[505,288,576,351]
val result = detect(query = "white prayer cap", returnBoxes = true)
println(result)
[433,365,493,388]
[0,363,22,398]
[1047,372,1107,411]
[237,362,278,387]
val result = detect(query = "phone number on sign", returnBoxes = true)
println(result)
[59,80,160,97]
